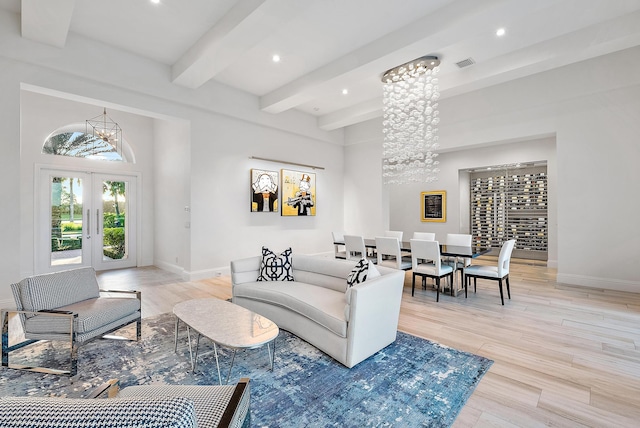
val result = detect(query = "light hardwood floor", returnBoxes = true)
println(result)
[97,258,640,427]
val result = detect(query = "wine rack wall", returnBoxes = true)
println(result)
[470,166,548,260]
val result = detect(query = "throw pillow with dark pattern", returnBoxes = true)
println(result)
[346,258,381,288]
[257,246,294,281]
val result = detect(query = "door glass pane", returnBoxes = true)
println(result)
[102,180,127,261]
[50,177,83,266]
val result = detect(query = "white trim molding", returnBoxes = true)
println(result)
[556,273,640,293]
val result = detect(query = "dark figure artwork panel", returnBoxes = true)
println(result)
[251,169,279,212]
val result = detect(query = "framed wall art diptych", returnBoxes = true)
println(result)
[281,169,316,216]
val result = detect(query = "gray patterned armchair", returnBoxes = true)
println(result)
[0,377,250,428]
[2,267,141,378]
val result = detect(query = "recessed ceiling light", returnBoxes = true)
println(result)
[496,28,506,37]
[150,0,160,4]
[272,54,281,63]
[342,89,349,95]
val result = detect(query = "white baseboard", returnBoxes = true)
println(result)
[186,266,231,281]
[154,260,189,281]
[556,273,640,293]
[547,259,558,269]
[0,298,16,310]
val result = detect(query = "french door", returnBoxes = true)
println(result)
[37,168,137,273]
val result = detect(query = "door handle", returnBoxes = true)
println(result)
[86,209,91,239]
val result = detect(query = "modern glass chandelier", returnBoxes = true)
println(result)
[382,55,440,185]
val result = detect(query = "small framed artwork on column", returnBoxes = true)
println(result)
[421,191,446,222]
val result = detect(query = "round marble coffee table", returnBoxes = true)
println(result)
[173,298,279,384]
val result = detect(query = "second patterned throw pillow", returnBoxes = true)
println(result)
[346,258,380,287]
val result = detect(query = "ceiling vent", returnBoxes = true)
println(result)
[455,58,475,68]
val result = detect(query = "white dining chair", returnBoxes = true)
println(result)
[412,232,435,241]
[464,239,516,305]
[332,231,347,259]
[344,235,376,263]
[385,231,408,257]
[410,239,454,302]
[444,233,473,282]
[375,236,412,270]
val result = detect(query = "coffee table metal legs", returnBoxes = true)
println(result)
[267,340,275,370]
[213,342,223,385]
[174,317,197,372]
[212,339,276,385]
[174,317,179,352]
[192,332,200,372]
[176,316,276,383]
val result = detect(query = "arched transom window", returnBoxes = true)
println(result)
[42,124,128,162]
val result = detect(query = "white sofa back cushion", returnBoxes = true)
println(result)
[292,255,356,293]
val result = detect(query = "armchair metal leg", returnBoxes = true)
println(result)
[136,317,142,341]
[2,309,78,378]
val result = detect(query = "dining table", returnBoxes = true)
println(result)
[335,238,492,296]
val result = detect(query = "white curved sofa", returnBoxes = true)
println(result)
[231,254,405,368]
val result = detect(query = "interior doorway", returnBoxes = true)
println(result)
[37,167,138,273]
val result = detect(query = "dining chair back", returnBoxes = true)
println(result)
[384,230,403,242]
[344,235,375,263]
[375,236,412,270]
[412,232,435,241]
[444,233,473,281]
[410,239,454,302]
[463,239,516,305]
[332,231,347,259]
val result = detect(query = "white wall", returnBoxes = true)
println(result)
[153,118,191,276]
[343,121,388,237]
[0,60,21,306]
[0,8,346,305]
[344,47,640,292]
[187,110,345,279]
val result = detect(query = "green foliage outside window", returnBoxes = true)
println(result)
[103,227,125,259]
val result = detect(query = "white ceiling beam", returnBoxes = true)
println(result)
[318,98,382,131]
[172,0,307,89]
[259,0,508,114]
[21,0,75,48]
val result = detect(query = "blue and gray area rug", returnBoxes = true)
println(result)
[1,312,492,427]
